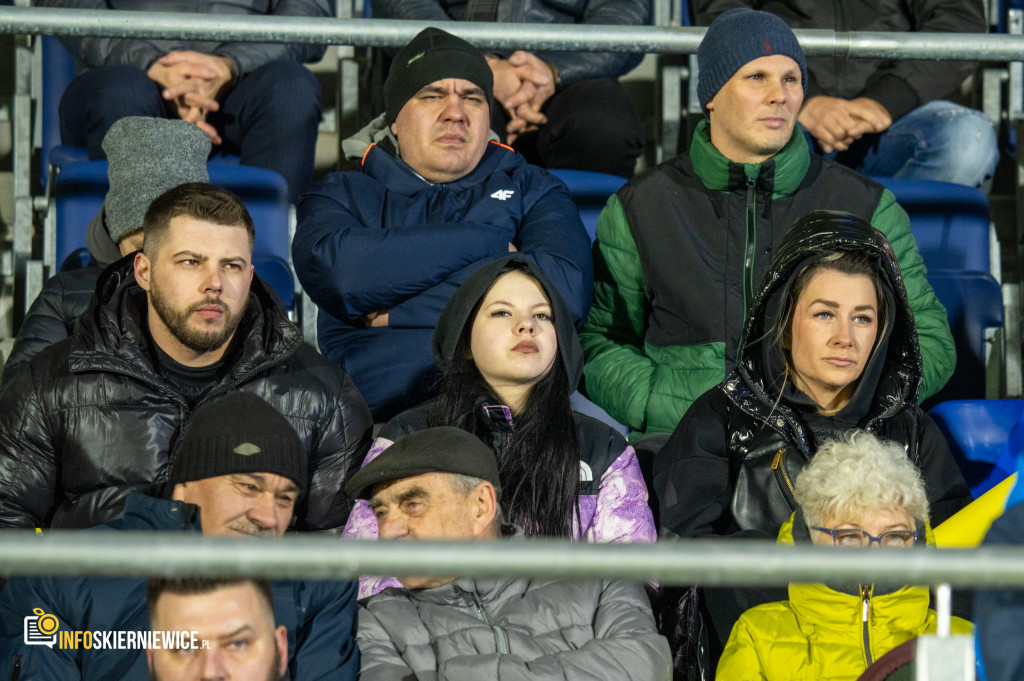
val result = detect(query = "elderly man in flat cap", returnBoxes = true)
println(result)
[347,426,671,681]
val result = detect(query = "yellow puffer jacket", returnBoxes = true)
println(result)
[716,517,972,681]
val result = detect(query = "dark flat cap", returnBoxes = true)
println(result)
[345,427,501,500]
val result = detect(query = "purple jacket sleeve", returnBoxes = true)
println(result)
[580,446,657,544]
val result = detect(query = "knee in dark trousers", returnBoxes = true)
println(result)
[219,60,323,203]
[536,79,644,178]
[60,65,166,158]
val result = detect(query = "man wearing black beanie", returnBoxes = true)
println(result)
[293,26,593,423]
[0,392,359,681]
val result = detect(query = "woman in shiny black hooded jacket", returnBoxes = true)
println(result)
[654,210,972,544]
[344,256,656,598]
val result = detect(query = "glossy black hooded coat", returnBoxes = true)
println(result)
[655,211,971,540]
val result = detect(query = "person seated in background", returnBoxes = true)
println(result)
[0,392,359,681]
[654,210,971,663]
[580,8,955,446]
[147,577,289,681]
[36,0,329,203]
[974,452,1024,681]
[346,426,671,681]
[373,0,648,178]
[292,27,592,422]
[716,430,972,680]
[0,183,371,531]
[694,0,999,190]
[2,116,210,383]
[343,256,655,598]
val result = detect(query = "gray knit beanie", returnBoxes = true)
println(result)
[697,8,807,116]
[101,117,210,243]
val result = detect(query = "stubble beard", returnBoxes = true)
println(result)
[149,280,245,355]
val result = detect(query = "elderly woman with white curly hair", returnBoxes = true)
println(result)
[716,430,972,681]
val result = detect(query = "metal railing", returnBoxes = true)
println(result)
[0,6,1022,59]
[1,530,1023,588]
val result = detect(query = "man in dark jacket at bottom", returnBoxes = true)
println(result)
[346,426,671,681]
[0,391,360,681]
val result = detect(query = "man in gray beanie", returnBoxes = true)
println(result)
[292,26,592,422]
[580,9,953,438]
[3,117,210,382]
[0,391,360,681]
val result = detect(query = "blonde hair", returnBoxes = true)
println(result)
[794,430,929,528]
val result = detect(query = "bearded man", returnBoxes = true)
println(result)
[0,182,372,531]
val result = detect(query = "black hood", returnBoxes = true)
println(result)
[736,210,923,418]
[432,256,584,390]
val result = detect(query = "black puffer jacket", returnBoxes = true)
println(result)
[372,0,649,85]
[36,0,331,77]
[655,212,972,540]
[3,210,119,384]
[0,257,372,531]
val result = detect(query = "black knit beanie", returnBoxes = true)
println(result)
[697,8,807,116]
[168,392,307,494]
[384,26,494,125]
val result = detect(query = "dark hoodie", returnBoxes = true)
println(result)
[655,211,971,542]
[342,256,655,600]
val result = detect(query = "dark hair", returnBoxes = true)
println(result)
[432,263,580,537]
[142,182,255,257]
[146,577,274,622]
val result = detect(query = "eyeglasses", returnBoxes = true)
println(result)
[811,526,919,548]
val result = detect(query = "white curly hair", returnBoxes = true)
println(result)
[794,429,929,528]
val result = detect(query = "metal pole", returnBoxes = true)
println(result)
[935,583,953,637]
[3,531,1024,588]
[1,7,1024,59]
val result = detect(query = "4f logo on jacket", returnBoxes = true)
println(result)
[491,190,515,201]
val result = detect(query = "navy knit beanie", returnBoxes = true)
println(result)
[384,26,494,125]
[697,8,807,116]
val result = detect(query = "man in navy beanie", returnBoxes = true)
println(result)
[292,27,592,422]
[580,6,954,483]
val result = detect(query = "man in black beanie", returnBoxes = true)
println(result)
[293,26,592,423]
[0,392,359,681]
[372,0,648,179]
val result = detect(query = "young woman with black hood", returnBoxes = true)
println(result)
[651,210,973,667]
[344,255,656,598]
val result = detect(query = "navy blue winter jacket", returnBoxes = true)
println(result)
[293,138,592,420]
[0,492,359,681]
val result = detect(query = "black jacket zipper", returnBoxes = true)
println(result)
[861,585,874,667]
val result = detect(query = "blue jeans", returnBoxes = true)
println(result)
[828,101,999,189]
[60,60,322,203]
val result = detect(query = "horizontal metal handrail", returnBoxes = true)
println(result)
[1,531,1023,588]
[1,6,1023,60]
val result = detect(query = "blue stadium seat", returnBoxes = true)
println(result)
[926,270,1004,404]
[869,176,992,273]
[929,400,1023,497]
[49,161,297,311]
[548,169,627,242]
